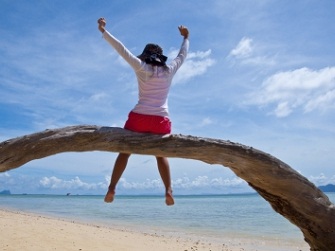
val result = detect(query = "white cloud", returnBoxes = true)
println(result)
[2,171,335,195]
[200,117,213,127]
[0,173,249,194]
[247,67,335,117]
[227,37,277,67]
[308,173,335,186]
[114,176,246,191]
[39,176,107,190]
[89,92,108,102]
[187,50,213,59]
[171,49,215,84]
[304,89,335,113]
[229,37,253,58]
[274,102,292,118]
[118,178,163,190]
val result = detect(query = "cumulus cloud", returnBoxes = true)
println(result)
[33,175,247,194]
[118,178,163,190]
[103,175,246,192]
[89,92,108,102]
[39,176,107,190]
[247,67,335,117]
[229,37,253,58]
[0,172,16,186]
[199,117,213,127]
[2,172,335,195]
[171,49,215,84]
[227,37,277,67]
[309,173,335,186]
[173,176,245,189]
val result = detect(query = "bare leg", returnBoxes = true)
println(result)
[104,153,131,203]
[156,156,174,206]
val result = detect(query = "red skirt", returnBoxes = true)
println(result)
[124,111,171,134]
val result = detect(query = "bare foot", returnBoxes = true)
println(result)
[165,190,174,206]
[104,190,115,203]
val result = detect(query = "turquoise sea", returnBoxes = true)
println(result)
[1,193,334,250]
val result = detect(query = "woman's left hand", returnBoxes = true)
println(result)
[97,17,107,33]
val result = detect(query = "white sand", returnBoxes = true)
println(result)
[0,209,308,251]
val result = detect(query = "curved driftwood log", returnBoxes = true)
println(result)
[0,125,334,250]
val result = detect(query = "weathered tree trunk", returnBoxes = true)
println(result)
[0,125,334,250]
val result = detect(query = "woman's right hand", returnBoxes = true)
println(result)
[97,17,106,33]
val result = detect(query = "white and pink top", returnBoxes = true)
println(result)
[103,30,189,117]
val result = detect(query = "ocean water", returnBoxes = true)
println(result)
[1,193,334,249]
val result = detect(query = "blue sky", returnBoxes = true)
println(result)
[1,0,334,195]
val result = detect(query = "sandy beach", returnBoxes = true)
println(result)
[0,208,308,251]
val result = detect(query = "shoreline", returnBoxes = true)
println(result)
[0,208,309,251]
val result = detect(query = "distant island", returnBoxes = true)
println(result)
[318,184,335,192]
[0,189,11,195]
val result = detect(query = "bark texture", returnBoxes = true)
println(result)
[0,125,334,250]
